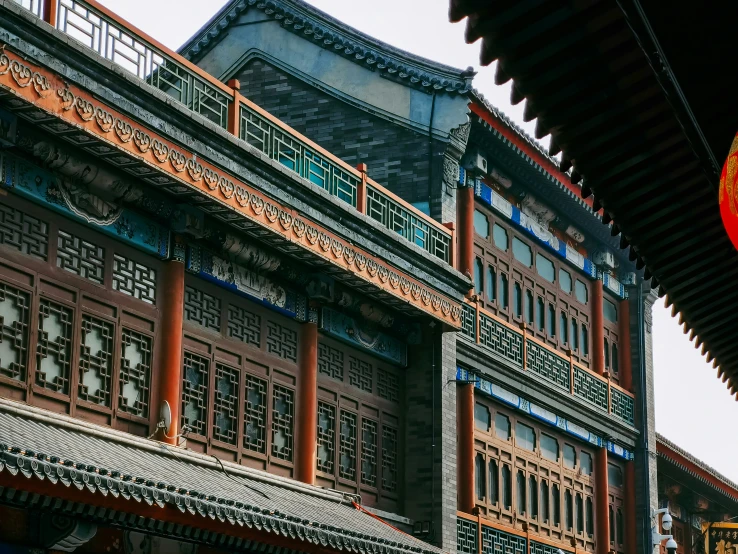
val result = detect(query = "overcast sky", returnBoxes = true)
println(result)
[99,0,738,482]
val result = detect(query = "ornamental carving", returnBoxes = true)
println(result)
[0,49,461,327]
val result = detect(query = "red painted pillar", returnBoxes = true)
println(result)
[592,277,605,376]
[619,298,633,392]
[155,259,185,445]
[42,0,58,26]
[457,383,475,514]
[625,461,637,554]
[457,185,474,281]
[295,310,319,485]
[595,448,610,554]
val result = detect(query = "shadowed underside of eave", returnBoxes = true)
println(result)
[448,0,738,399]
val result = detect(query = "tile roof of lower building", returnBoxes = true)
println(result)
[0,398,439,554]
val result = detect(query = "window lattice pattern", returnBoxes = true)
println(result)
[0,204,48,260]
[573,366,609,411]
[213,363,239,445]
[526,341,570,390]
[377,368,399,402]
[36,299,73,394]
[461,303,476,339]
[361,418,378,487]
[112,254,157,304]
[382,425,398,492]
[266,321,297,362]
[316,402,336,474]
[271,384,294,461]
[184,286,221,332]
[227,305,261,347]
[181,351,210,436]
[118,328,152,417]
[610,388,634,425]
[348,356,373,393]
[457,518,478,554]
[531,541,568,554]
[243,374,267,454]
[339,410,357,481]
[480,312,523,366]
[482,525,527,554]
[78,315,115,406]
[56,230,105,284]
[318,342,344,380]
[0,282,30,382]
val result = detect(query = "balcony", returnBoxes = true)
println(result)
[10,0,452,265]
[460,301,635,427]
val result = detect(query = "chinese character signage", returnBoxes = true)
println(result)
[706,523,738,554]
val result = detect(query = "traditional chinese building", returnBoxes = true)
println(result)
[0,1,660,553]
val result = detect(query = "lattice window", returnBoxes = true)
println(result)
[0,282,30,382]
[78,315,115,406]
[348,356,373,393]
[377,368,399,402]
[118,328,151,417]
[181,351,210,436]
[339,410,357,481]
[482,524,527,554]
[318,342,343,380]
[243,374,267,454]
[112,253,156,304]
[526,341,570,390]
[316,402,336,474]
[227,304,261,347]
[361,418,378,487]
[266,321,297,362]
[610,388,635,425]
[573,367,608,411]
[457,518,478,554]
[382,425,398,492]
[184,286,221,332]
[56,229,105,284]
[480,313,523,366]
[271,384,294,461]
[531,541,570,554]
[461,303,476,339]
[213,363,239,445]
[36,299,73,394]
[0,204,48,260]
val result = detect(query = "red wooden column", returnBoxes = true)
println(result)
[619,298,633,391]
[155,255,185,445]
[457,185,475,281]
[592,277,605,376]
[595,448,610,554]
[625,461,637,554]
[295,308,319,485]
[42,0,58,26]
[457,382,475,514]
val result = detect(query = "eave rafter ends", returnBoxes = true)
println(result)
[182,0,474,95]
[0,48,462,329]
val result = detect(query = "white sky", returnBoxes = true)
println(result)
[99,0,738,482]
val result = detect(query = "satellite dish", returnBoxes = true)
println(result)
[159,401,172,435]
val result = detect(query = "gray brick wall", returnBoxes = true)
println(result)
[235,59,450,219]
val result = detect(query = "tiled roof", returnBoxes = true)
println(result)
[179,0,474,94]
[656,433,738,503]
[0,399,439,554]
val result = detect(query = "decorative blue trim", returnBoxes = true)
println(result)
[321,307,407,367]
[185,245,306,320]
[475,182,629,298]
[457,366,634,460]
[0,152,170,258]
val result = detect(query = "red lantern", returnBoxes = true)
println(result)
[719,134,738,251]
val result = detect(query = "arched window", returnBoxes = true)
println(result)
[474,258,483,296]
[529,475,538,519]
[552,484,561,526]
[609,505,615,542]
[514,282,522,318]
[526,290,534,325]
[487,266,496,302]
[499,274,509,309]
[612,343,619,373]
[571,320,578,351]
[587,497,594,536]
[537,297,545,331]
[475,453,486,500]
[502,464,512,509]
[617,508,624,545]
[560,312,568,344]
[517,470,526,514]
[604,338,610,368]
[489,460,498,504]
[541,480,550,522]
[581,325,589,356]
[565,489,573,530]
[548,304,556,337]
[576,494,584,534]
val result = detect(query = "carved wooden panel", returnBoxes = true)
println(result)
[0,203,48,260]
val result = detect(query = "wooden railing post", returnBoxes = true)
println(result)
[443,221,456,270]
[356,163,368,213]
[226,79,241,138]
[520,322,528,370]
[569,351,575,395]
[475,297,481,344]
[43,0,58,26]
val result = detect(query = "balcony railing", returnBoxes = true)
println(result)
[10,0,453,264]
[460,302,635,426]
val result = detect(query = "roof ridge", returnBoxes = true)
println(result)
[656,432,738,493]
[179,0,475,94]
